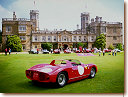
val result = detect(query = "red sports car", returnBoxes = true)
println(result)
[64,49,71,54]
[75,50,80,53]
[53,49,60,54]
[26,59,97,87]
[104,49,111,52]
[85,49,92,53]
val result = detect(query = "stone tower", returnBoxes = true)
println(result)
[81,12,90,33]
[30,10,39,31]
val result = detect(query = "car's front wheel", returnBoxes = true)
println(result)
[90,68,96,78]
[56,72,67,87]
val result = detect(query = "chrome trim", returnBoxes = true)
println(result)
[69,74,90,80]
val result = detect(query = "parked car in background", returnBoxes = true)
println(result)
[26,59,97,87]
[64,49,71,54]
[53,49,60,54]
[93,48,101,53]
[75,50,80,53]
[85,49,92,53]
[42,49,49,54]
[114,49,121,52]
[28,49,38,54]
[104,49,111,52]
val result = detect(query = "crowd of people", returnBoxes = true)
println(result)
[99,49,117,56]
[3,47,119,56]
[4,48,11,55]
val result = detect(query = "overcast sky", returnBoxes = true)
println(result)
[0,0,124,31]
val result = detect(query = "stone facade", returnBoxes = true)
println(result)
[1,10,123,51]
[106,23,123,48]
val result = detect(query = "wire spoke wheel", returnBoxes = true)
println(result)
[57,73,67,87]
[90,68,96,78]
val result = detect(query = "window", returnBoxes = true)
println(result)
[22,44,26,50]
[113,43,117,47]
[6,26,11,32]
[54,36,56,41]
[42,36,46,41]
[86,17,88,20]
[113,36,117,40]
[73,36,76,41]
[19,25,26,31]
[101,27,106,33]
[35,36,37,41]
[20,36,26,40]
[83,17,85,21]
[86,23,88,26]
[91,36,94,41]
[35,45,37,48]
[79,36,81,41]
[84,36,86,41]
[63,36,66,41]
[113,28,116,33]
[48,36,51,41]
[33,22,36,27]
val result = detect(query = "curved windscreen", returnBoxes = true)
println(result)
[50,60,67,66]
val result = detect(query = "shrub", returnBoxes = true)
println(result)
[6,35,22,52]
[116,43,123,51]
[41,43,52,51]
[94,34,106,50]
[108,44,114,50]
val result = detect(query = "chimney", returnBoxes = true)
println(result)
[13,12,16,20]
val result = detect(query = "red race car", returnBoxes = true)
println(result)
[75,50,80,53]
[64,49,71,54]
[104,49,111,52]
[26,59,97,87]
[84,49,92,53]
[53,49,60,54]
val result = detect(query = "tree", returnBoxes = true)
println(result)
[0,30,2,43]
[83,43,88,48]
[76,42,84,48]
[116,43,123,51]
[94,34,106,50]
[6,35,22,52]
[41,43,52,51]
[108,44,114,50]
[52,43,58,50]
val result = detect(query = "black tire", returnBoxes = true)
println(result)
[56,72,67,87]
[89,67,96,78]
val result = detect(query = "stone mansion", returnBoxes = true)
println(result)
[1,10,123,51]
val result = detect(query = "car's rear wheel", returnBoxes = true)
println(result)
[90,68,96,78]
[56,72,67,87]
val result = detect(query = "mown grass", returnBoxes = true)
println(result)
[0,52,124,93]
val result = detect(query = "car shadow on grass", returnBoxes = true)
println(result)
[17,76,95,91]
[30,81,58,88]
[16,80,59,91]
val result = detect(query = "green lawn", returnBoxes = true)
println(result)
[0,52,124,93]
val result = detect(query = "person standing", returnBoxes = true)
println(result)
[103,50,105,56]
[115,50,117,56]
[51,48,53,53]
[9,48,11,55]
[5,48,7,55]
[99,51,101,56]
[112,50,114,56]
[37,48,39,54]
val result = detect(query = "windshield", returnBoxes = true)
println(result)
[67,59,81,66]
[50,60,67,66]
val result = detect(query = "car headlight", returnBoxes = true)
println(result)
[40,68,53,73]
